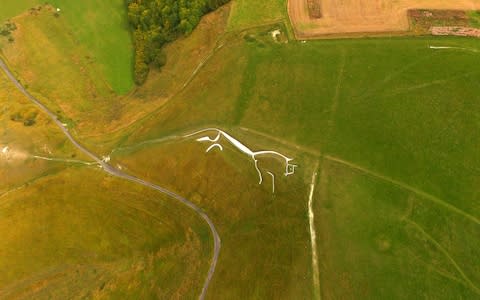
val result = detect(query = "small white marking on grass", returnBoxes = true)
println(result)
[1,146,29,160]
[42,144,53,155]
[271,29,281,42]
[267,171,275,193]
[206,143,223,152]
[0,185,26,200]
[429,45,479,53]
[308,163,321,300]
[33,155,98,166]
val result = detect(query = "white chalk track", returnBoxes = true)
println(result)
[308,166,321,300]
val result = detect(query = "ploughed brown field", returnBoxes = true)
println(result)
[288,0,480,38]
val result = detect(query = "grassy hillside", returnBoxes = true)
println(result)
[2,7,118,133]
[111,135,314,298]
[1,4,231,139]
[0,167,210,299]
[0,51,211,298]
[0,66,86,193]
[49,0,134,94]
[227,0,286,30]
[0,0,38,22]
[125,32,480,217]
[1,0,133,94]
[118,27,480,298]
[316,159,480,299]
[2,0,480,298]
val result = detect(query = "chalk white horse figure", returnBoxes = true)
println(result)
[185,128,297,192]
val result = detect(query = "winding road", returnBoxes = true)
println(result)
[0,58,220,300]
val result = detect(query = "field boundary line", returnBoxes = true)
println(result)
[409,251,464,286]
[0,168,67,208]
[381,69,480,98]
[325,50,346,146]
[111,125,320,158]
[32,155,98,166]
[353,52,437,101]
[324,155,480,226]
[405,218,480,295]
[238,127,321,157]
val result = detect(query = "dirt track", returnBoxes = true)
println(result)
[288,0,480,38]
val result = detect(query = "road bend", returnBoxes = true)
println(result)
[0,58,220,300]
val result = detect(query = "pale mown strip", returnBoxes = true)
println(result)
[308,161,321,300]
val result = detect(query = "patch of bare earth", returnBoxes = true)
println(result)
[307,0,322,18]
[288,0,480,38]
[431,26,480,37]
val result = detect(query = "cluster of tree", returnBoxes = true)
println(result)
[125,0,229,84]
[10,108,38,127]
[0,21,17,42]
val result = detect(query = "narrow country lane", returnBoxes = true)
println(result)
[0,58,220,300]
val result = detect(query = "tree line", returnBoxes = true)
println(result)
[125,0,229,85]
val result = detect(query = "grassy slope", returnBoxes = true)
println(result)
[120,29,480,298]
[0,58,210,298]
[1,2,315,299]
[49,0,134,94]
[227,0,286,30]
[1,0,133,94]
[328,38,480,215]
[0,68,86,192]
[0,0,38,22]
[1,4,231,140]
[316,160,480,299]
[2,0,480,298]
[126,34,480,217]
[2,7,117,132]
[111,138,313,299]
[0,167,210,299]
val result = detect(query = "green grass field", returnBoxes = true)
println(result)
[1,0,133,94]
[1,7,119,132]
[125,33,480,214]
[0,58,211,298]
[0,4,232,140]
[0,0,38,22]
[0,167,210,299]
[111,134,314,298]
[48,0,134,94]
[0,68,86,193]
[316,159,480,299]
[118,28,480,298]
[227,0,287,30]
